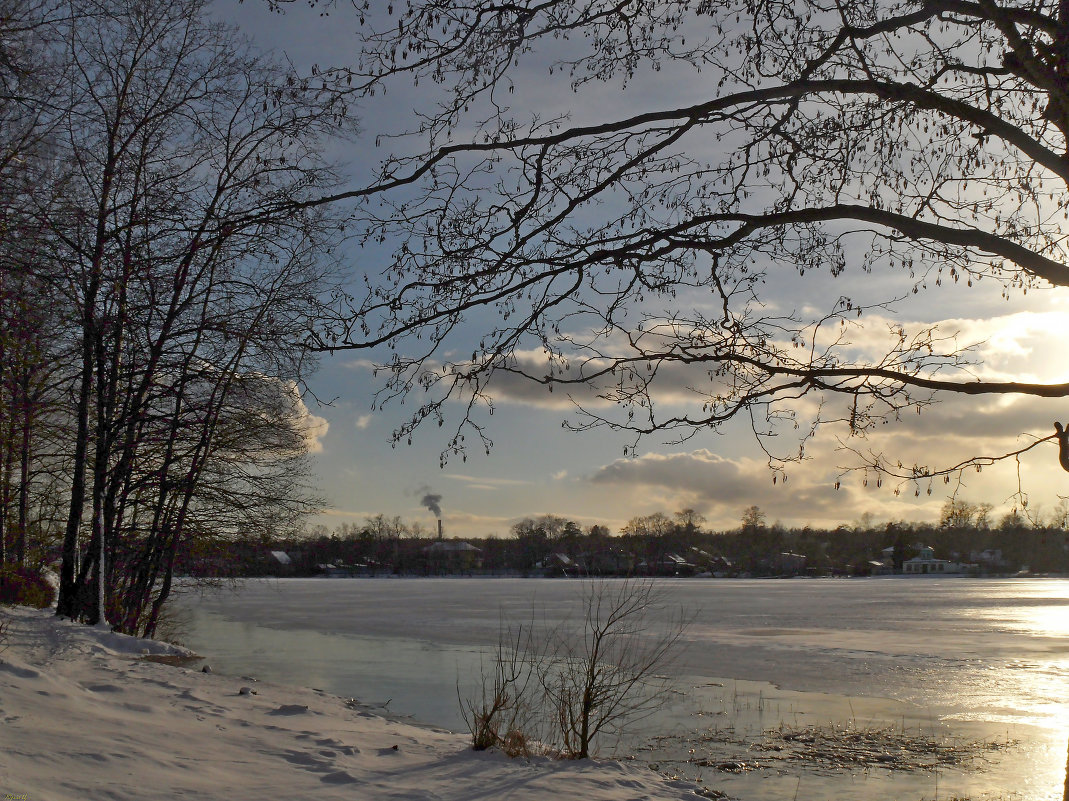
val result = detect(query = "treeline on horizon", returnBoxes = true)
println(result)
[175,500,1069,579]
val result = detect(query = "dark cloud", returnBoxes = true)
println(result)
[590,449,755,501]
[586,447,946,529]
[888,394,1062,441]
[482,348,720,410]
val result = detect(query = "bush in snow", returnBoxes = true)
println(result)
[0,567,56,609]
[460,579,689,759]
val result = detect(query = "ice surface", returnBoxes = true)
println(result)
[181,577,1069,726]
[178,576,1069,801]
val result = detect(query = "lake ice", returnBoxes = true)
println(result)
[178,577,1069,800]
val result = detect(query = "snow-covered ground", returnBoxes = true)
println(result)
[0,605,702,801]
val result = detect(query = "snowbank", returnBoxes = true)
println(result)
[0,606,701,800]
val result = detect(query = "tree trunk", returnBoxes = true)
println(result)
[0,434,6,566]
[56,351,93,618]
[0,273,7,567]
[95,503,107,627]
[15,374,32,567]
[1063,734,1068,801]
[578,689,592,759]
[57,82,120,617]
[0,412,16,567]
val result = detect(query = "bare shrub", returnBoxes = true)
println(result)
[460,579,689,759]
[459,621,542,755]
[0,567,56,609]
[500,728,531,758]
[540,579,689,759]
[151,601,193,648]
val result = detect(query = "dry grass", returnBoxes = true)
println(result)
[748,723,1016,773]
[647,721,1017,778]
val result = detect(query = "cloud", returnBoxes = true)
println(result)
[340,357,377,372]
[319,506,378,519]
[476,307,1069,423]
[480,345,742,411]
[941,310,1069,383]
[298,407,329,454]
[590,449,756,500]
[581,439,1037,531]
[880,394,1056,442]
[346,308,1069,441]
[478,350,605,410]
[355,414,372,430]
[277,381,329,454]
[445,473,532,488]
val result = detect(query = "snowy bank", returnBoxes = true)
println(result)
[0,606,702,801]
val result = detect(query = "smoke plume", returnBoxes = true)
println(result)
[421,492,442,518]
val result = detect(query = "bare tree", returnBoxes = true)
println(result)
[0,267,60,567]
[939,498,981,529]
[0,0,353,631]
[539,579,688,759]
[458,619,543,756]
[291,1,1069,491]
[0,0,71,569]
[461,579,688,759]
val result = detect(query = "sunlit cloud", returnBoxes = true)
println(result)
[300,412,330,454]
[584,449,845,528]
[319,506,376,519]
[479,307,1069,415]
[445,473,532,488]
[583,430,1052,531]
[341,357,377,371]
[280,382,329,454]
[943,310,1069,383]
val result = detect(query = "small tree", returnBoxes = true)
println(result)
[741,505,767,532]
[541,579,689,759]
[458,620,542,756]
[939,498,980,529]
[461,579,688,759]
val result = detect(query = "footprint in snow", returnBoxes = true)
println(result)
[268,704,310,716]
[320,770,358,784]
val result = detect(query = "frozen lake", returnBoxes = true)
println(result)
[177,577,1069,800]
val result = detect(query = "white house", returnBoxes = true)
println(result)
[902,545,967,574]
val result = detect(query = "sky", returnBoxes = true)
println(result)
[218,0,1069,540]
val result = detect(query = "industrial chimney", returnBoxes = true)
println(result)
[437,519,443,540]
